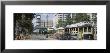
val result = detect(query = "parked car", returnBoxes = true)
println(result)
[71,33,79,40]
[82,32,94,40]
[47,28,55,34]
[39,28,48,34]
[61,32,72,40]
[71,31,79,40]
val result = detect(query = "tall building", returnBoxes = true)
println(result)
[57,13,70,21]
[32,14,41,32]
[54,13,70,27]
[54,13,76,27]
[41,20,53,28]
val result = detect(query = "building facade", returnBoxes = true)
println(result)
[41,20,53,28]
[54,13,70,27]
[32,14,41,33]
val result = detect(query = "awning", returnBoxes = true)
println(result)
[57,27,64,30]
[66,21,92,28]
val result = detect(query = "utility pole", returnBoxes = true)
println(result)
[44,20,45,27]
[71,13,72,18]
[46,15,48,28]
[62,13,64,27]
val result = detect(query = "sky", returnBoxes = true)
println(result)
[40,13,56,21]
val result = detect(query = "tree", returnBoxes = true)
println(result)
[14,13,34,36]
[74,13,90,23]
[57,19,63,27]
[65,13,74,25]
[92,13,97,24]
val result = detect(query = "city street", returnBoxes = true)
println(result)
[31,34,47,40]
[30,33,78,40]
[31,34,57,40]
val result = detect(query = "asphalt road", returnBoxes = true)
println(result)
[31,34,47,40]
[31,33,78,40]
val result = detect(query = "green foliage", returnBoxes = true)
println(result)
[14,13,34,35]
[57,19,63,27]
[65,14,74,25]
[74,13,90,23]
[92,13,97,23]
